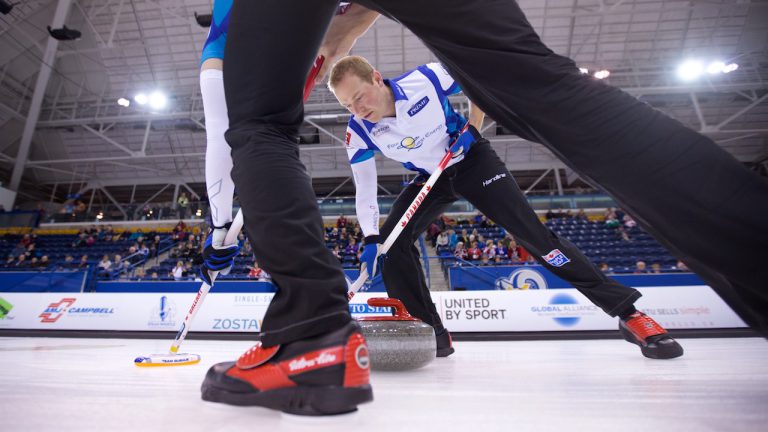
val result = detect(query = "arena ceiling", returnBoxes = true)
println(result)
[0,0,766,208]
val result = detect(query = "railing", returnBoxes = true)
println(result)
[34,193,619,223]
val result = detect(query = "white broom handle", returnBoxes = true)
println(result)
[169,209,244,353]
[348,150,454,295]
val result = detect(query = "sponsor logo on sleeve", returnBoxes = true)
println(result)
[542,249,570,267]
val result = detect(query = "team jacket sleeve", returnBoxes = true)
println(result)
[425,62,462,96]
[345,125,380,237]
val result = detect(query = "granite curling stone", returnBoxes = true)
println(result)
[357,297,436,371]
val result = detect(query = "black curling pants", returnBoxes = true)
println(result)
[224,0,350,347]
[356,0,768,337]
[226,0,768,340]
[380,140,640,331]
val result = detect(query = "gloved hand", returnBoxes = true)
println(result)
[198,223,240,286]
[360,235,383,279]
[449,124,482,157]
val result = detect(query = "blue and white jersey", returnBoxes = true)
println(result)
[345,63,467,236]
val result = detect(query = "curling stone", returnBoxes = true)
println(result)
[357,297,436,371]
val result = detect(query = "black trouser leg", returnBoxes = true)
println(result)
[224,0,349,346]
[453,141,640,316]
[360,0,768,336]
[379,177,456,331]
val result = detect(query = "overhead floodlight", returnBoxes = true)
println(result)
[723,63,738,73]
[0,0,13,15]
[578,67,589,75]
[117,97,130,107]
[148,91,167,109]
[194,12,212,27]
[47,25,81,41]
[707,61,726,74]
[134,93,148,105]
[677,60,703,81]
[593,69,610,80]
[96,212,104,220]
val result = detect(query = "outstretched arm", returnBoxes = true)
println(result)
[315,4,380,84]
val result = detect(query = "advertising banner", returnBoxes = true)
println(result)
[0,286,746,333]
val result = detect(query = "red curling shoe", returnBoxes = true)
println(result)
[620,311,684,359]
[201,321,373,415]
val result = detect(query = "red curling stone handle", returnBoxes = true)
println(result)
[359,297,418,321]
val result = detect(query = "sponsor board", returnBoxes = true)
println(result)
[0,287,746,332]
[0,296,13,319]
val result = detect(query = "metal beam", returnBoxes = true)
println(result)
[524,168,553,195]
[715,93,768,131]
[97,186,128,219]
[318,177,351,203]
[10,0,74,200]
[26,152,205,165]
[81,124,135,155]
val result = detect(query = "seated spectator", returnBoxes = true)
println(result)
[523,255,536,265]
[454,242,467,261]
[150,271,159,280]
[24,243,39,259]
[634,260,649,274]
[332,245,342,263]
[20,233,32,247]
[623,214,637,229]
[674,260,689,272]
[599,262,613,273]
[37,255,50,269]
[248,261,271,282]
[97,255,112,276]
[352,225,363,243]
[605,215,620,229]
[345,237,360,257]
[133,267,147,281]
[495,240,507,258]
[457,229,469,245]
[436,231,449,249]
[493,255,504,265]
[482,240,496,260]
[129,229,143,241]
[5,254,16,266]
[58,254,75,271]
[85,235,95,247]
[447,229,458,249]
[479,254,492,266]
[336,214,348,229]
[184,261,194,278]
[138,243,149,257]
[466,241,482,261]
[77,254,89,270]
[29,257,40,268]
[112,254,126,277]
[328,227,340,243]
[575,209,588,221]
[650,262,662,274]
[171,261,185,281]
[13,254,27,267]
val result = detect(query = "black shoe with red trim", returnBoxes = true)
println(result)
[619,311,684,359]
[201,321,373,415]
[436,328,455,357]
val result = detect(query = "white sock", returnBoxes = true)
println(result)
[200,68,235,228]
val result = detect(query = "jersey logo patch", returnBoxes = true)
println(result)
[345,131,351,148]
[399,136,422,151]
[541,249,570,267]
[408,96,430,117]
